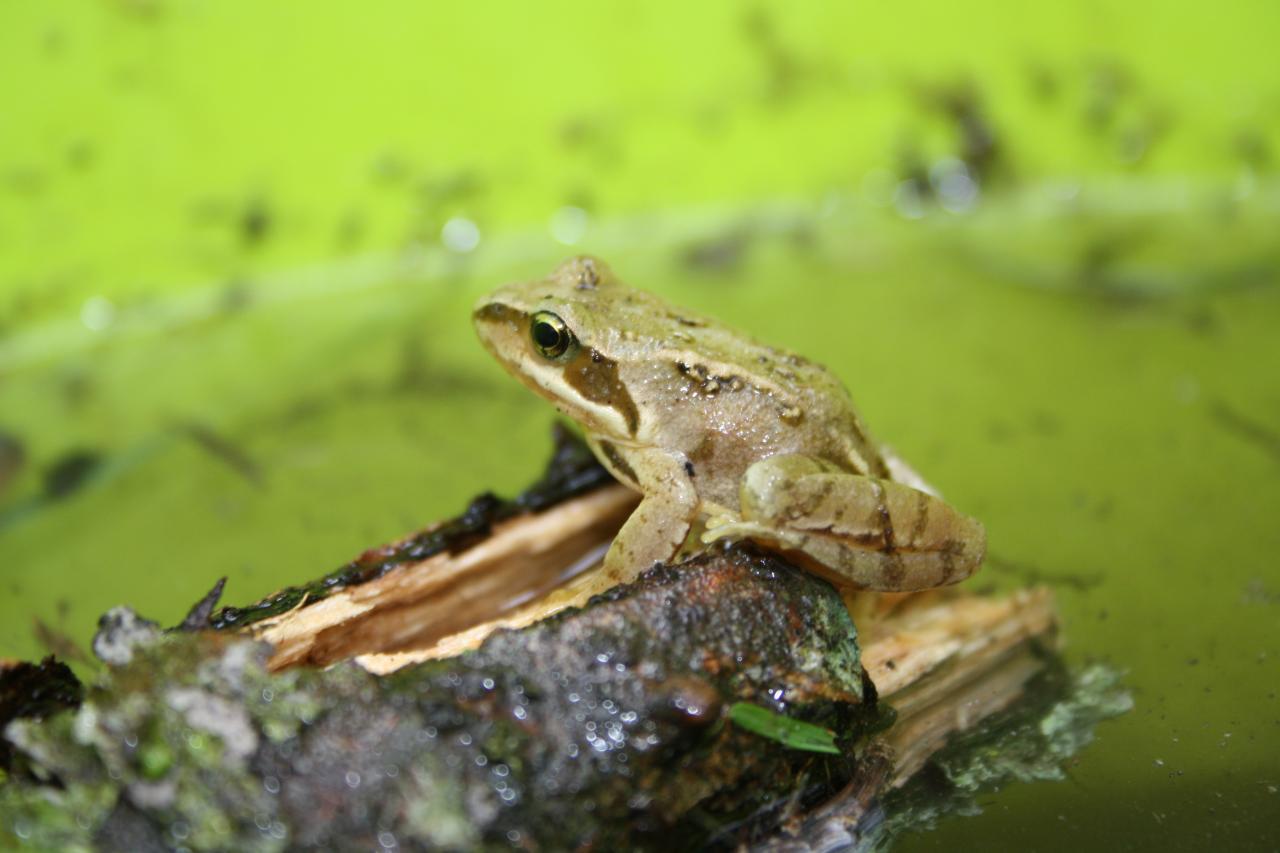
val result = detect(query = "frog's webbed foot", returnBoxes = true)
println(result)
[703,454,986,591]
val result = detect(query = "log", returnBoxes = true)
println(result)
[0,429,1127,852]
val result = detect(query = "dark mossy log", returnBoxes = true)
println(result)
[0,429,1127,851]
[0,551,1093,853]
[4,548,876,850]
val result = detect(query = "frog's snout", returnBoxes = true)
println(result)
[472,299,522,348]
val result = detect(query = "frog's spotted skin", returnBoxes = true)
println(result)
[473,256,985,593]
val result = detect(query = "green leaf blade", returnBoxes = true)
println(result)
[728,702,842,755]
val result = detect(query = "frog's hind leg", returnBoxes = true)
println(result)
[704,454,986,592]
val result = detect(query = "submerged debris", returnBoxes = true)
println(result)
[175,422,264,488]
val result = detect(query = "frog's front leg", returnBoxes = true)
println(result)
[599,449,699,585]
[704,455,985,591]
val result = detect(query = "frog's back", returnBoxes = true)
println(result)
[537,257,889,480]
[611,295,890,480]
[700,325,888,474]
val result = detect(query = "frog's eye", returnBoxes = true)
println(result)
[530,311,575,360]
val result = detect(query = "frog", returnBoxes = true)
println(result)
[473,256,985,596]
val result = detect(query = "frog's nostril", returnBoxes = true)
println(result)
[473,302,518,326]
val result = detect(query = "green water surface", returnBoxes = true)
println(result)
[1,2,1278,850]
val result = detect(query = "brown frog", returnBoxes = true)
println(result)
[474,256,985,595]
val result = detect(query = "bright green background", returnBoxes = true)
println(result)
[2,2,1278,850]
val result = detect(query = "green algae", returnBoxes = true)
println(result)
[0,2,1277,849]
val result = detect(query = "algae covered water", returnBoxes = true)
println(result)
[2,2,1278,849]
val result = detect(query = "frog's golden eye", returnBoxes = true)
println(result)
[530,311,575,360]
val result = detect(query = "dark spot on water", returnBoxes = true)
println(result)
[176,421,263,488]
[987,421,1015,444]
[681,224,754,274]
[335,209,365,248]
[914,77,1004,185]
[59,371,95,410]
[1029,411,1061,436]
[3,167,46,197]
[1116,107,1174,167]
[1026,60,1060,103]
[1209,399,1280,464]
[369,151,410,186]
[220,279,253,313]
[417,170,484,210]
[741,6,803,102]
[65,140,95,172]
[239,199,271,246]
[1234,128,1271,171]
[0,431,27,495]
[1184,305,1221,337]
[42,28,65,57]
[1084,59,1133,132]
[43,450,103,500]
[986,553,1104,593]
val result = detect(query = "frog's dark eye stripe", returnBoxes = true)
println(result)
[530,311,575,360]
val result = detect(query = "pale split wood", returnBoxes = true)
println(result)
[862,586,1057,701]
[255,485,638,670]
[860,587,1058,785]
